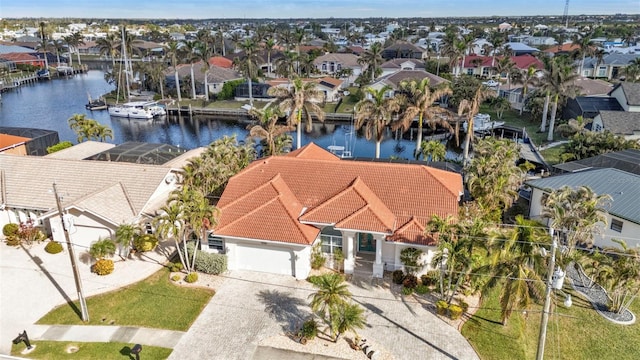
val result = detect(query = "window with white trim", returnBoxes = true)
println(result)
[611,219,623,232]
[207,233,225,252]
[321,234,342,254]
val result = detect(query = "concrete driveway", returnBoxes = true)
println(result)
[169,271,479,360]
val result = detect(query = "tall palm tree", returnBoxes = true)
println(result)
[308,273,352,341]
[354,86,402,158]
[480,216,549,325]
[494,56,516,89]
[264,37,276,78]
[358,42,383,83]
[239,38,259,106]
[154,201,188,270]
[248,106,292,156]
[183,40,200,99]
[268,77,325,149]
[392,78,453,156]
[515,65,539,114]
[96,33,119,68]
[572,33,593,76]
[542,59,579,141]
[457,86,495,165]
[165,41,182,101]
[195,41,213,101]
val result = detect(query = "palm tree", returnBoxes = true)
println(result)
[516,65,539,114]
[264,37,276,78]
[572,33,593,76]
[494,57,516,90]
[68,114,111,143]
[37,21,50,70]
[96,33,119,68]
[268,77,325,149]
[457,86,495,165]
[330,302,366,342]
[358,42,383,83]
[195,41,213,101]
[183,40,199,99]
[164,41,182,102]
[308,273,352,341]
[480,216,549,325]
[542,59,579,141]
[392,78,453,157]
[420,140,446,162]
[89,239,117,260]
[248,106,292,156]
[623,59,640,82]
[542,186,611,255]
[239,38,259,106]
[114,224,140,260]
[354,86,402,158]
[154,202,188,270]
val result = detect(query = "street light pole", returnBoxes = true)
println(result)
[536,228,557,360]
[52,182,89,322]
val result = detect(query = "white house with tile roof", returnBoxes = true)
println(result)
[210,143,463,280]
[526,168,640,250]
[0,149,200,251]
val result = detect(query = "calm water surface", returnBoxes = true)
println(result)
[0,71,461,159]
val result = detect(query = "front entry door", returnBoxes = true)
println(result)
[358,233,376,252]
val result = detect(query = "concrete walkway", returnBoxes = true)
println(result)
[0,241,173,355]
[27,325,184,348]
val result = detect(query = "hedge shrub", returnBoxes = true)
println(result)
[421,270,440,286]
[392,270,405,284]
[415,284,430,295]
[45,241,64,254]
[3,223,19,237]
[92,259,114,275]
[169,262,184,273]
[403,274,418,289]
[300,319,318,340]
[133,234,158,252]
[449,304,463,320]
[402,286,414,295]
[436,300,448,316]
[186,243,228,274]
[185,272,198,283]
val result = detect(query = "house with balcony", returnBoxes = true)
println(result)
[208,143,463,280]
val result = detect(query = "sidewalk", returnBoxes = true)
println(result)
[27,325,184,348]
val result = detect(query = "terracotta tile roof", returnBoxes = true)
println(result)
[463,54,543,70]
[0,52,38,62]
[208,56,233,69]
[387,216,438,246]
[215,174,320,245]
[215,144,462,245]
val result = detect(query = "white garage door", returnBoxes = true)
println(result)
[234,244,295,276]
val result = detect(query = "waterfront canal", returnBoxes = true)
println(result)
[0,71,461,159]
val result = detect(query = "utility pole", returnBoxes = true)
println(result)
[53,182,89,322]
[536,228,557,360]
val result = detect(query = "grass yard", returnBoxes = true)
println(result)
[539,143,569,165]
[479,105,550,145]
[12,341,172,359]
[37,268,214,331]
[462,286,640,360]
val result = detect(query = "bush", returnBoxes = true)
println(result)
[45,241,63,254]
[402,286,414,295]
[92,259,114,276]
[89,239,116,260]
[415,284,430,295]
[311,244,326,270]
[5,236,21,246]
[185,243,228,274]
[392,270,405,285]
[3,223,19,237]
[403,274,418,289]
[300,319,318,340]
[185,272,198,283]
[133,234,158,252]
[400,247,423,274]
[46,141,73,154]
[421,270,440,286]
[307,275,323,287]
[171,275,181,282]
[436,300,449,315]
[449,304,463,320]
[170,262,184,273]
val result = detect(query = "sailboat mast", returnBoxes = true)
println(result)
[121,26,131,100]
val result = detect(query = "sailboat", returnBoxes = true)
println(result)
[108,27,165,120]
[86,92,107,111]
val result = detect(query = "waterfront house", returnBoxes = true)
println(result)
[368,69,449,97]
[461,54,543,78]
[208,143,463,279]
[166,62,243,97]
[581,54,640,80]
[526,168,640,249]
[313,53,362,85]
[0,143,201,251]
[379,58,426,77]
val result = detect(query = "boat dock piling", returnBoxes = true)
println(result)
[0,72,39,92]
[165,106,354,122]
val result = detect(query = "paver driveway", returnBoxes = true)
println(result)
[169,271,479,360]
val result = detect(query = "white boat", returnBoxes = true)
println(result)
[108,101,166,119]
[463,113,505,133]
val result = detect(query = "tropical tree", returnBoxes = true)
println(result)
[264,37,276,77]
[248,106,292,156]
[237,38,260,105]
[154,201,188,271]
[308,273,353,341]
[466,137,524,222]
[457,85,495,165]
[623,59,640,82]
[268,77,325,149]
[572,32,593,76]
[165,40,182,101]
[392,78,453,156]
[354,86,402,158]
[542,186,611,256]
[490,96,510,119]
[114,224,140,260]
[480,216,549,325]
[329,302,366,342]
[561,130,640,162]
[515,65,539,115]
[67,114,113,143]
[357,42,383,83]
[420,140,446,162]
[89,239,117,260]
[539,57,579,141]
[195,41,213,101]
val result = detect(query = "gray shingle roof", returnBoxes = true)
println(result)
[584,54,640,67]
[618,82,640,106]
[0,154,172,219]
[598,110,640,135]
[380,58,425,69]
[45,141,116,160]
[553,149,640,175]
[526,168,640,224]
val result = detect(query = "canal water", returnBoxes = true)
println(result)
[0,71,461,159]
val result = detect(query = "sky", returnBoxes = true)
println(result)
[2,0,639,19]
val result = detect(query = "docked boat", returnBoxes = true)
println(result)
[37,69,50,79]
[86,94,107,111]
[108,101,166,119]
[57,65,74,76]
[463,113,505,133]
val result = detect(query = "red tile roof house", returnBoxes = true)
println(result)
[208,143,463,280]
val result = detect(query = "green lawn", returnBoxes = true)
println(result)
[37,268,214,331]
[462,286,640,360]
[539,143,570,165]
[12,341,172,359]
[479,105,549,145]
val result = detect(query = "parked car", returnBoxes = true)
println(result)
[482,79,499,87]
